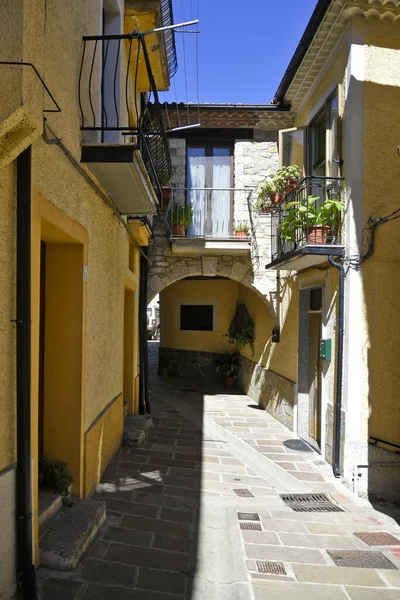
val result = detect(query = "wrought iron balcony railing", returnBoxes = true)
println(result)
[164,188,255,240]
[78,33,172,195]
[270,176,344,262]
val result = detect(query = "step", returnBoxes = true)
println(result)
[38,488,62,529]
[39,498,106,570]
[123,414,153,447]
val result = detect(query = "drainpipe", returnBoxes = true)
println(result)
[15,146,37,599]
[138,247,150,415]
[328,255,345,478]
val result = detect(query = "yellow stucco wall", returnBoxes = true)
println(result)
[363,35,400,446]
[0,161,16,472]
[84,394,123,497]
[236,283,275,364]
[160,279,239,353]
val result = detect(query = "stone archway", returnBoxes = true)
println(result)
[147,254,277,320]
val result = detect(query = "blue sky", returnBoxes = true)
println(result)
[164,0,317,105]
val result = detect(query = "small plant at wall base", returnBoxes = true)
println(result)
[280,196,344,244]
[214,352,240,387]
[39,457,73,506]
[170,203,194,236]
[234,220,250,238]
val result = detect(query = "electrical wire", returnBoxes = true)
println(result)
[346,208,400,268]
[163,91,172,130]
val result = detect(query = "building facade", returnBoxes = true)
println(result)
[0,0,174,596]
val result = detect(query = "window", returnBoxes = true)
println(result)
[187,144,233,237]
[310,111,326,177]
[279,90,341,177]
[180,305,213,331]
[280,128,306,172]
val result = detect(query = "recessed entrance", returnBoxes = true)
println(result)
[38,226,84,496]
[297,287,323,452]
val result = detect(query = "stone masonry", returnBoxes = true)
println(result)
[148,132,280,306]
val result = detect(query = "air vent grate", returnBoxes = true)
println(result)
[280,493,345,512]
[240,522,262,531]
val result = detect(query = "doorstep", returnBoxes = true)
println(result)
[39,498,106,571]
[123,414,154,448]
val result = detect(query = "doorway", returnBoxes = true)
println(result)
[38,234,84,494]
[186,144,233,238]
[297,287,323,452]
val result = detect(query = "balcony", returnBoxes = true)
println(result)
[79,33,172,215]
[265,176,344,271]
[164,188,253,256]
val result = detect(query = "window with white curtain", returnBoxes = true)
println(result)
[187,145,232,238]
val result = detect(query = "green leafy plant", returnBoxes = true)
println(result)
[213,352,240,377]
[273,165,302,195]
[254,166,302,213]
[224,318,256,356]
[39,457,73,506]
[280,196,344,242]
[170,203,194,227]
[234,220,250,233]
[254,178,277,212]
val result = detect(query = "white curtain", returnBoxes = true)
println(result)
[211,149,231,237]
[187,148,206,237]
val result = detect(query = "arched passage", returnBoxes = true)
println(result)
[147,255,277,321]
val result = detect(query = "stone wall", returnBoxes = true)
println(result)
[158,347,224,382]
[148,133,280,306]
[238,356,295,430]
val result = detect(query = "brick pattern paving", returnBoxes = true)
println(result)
[37,342,400,599]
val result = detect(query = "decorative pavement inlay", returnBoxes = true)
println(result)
[354,532,400,546]
[233,488,254,497]
[256,561,286,575]
[328,550,397,569]
[237,512,260,521]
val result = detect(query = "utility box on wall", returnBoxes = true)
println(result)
[319,339,332,360]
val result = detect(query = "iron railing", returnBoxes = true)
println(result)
[161,0,178,79]
[78,33,172,195]
[270,176,344,261]
[164,188,254,240]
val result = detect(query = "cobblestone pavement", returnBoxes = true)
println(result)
[38,342,400,599]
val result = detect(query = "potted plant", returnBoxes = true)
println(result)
[280,195,344,244]
[255,179,280,213]
[170,203,193,236]
[273,165,302,196]
[213,352,240,387]
[234,220,250,238]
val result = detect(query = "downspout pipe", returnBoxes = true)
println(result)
[328,255,345,478]
[16,146,37,599]
[138,247,150,415]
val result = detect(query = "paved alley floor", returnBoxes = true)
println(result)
[38,341,400,599]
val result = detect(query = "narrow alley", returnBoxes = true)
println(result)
[37,341,400,600]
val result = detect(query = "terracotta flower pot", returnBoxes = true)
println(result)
[225,376,236,388]
[235,230,248,238]
[270,192,283,206]
[284,178,299,194]
[172,224,185,236]
[260,205,274,214]
[305,225,331,244]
